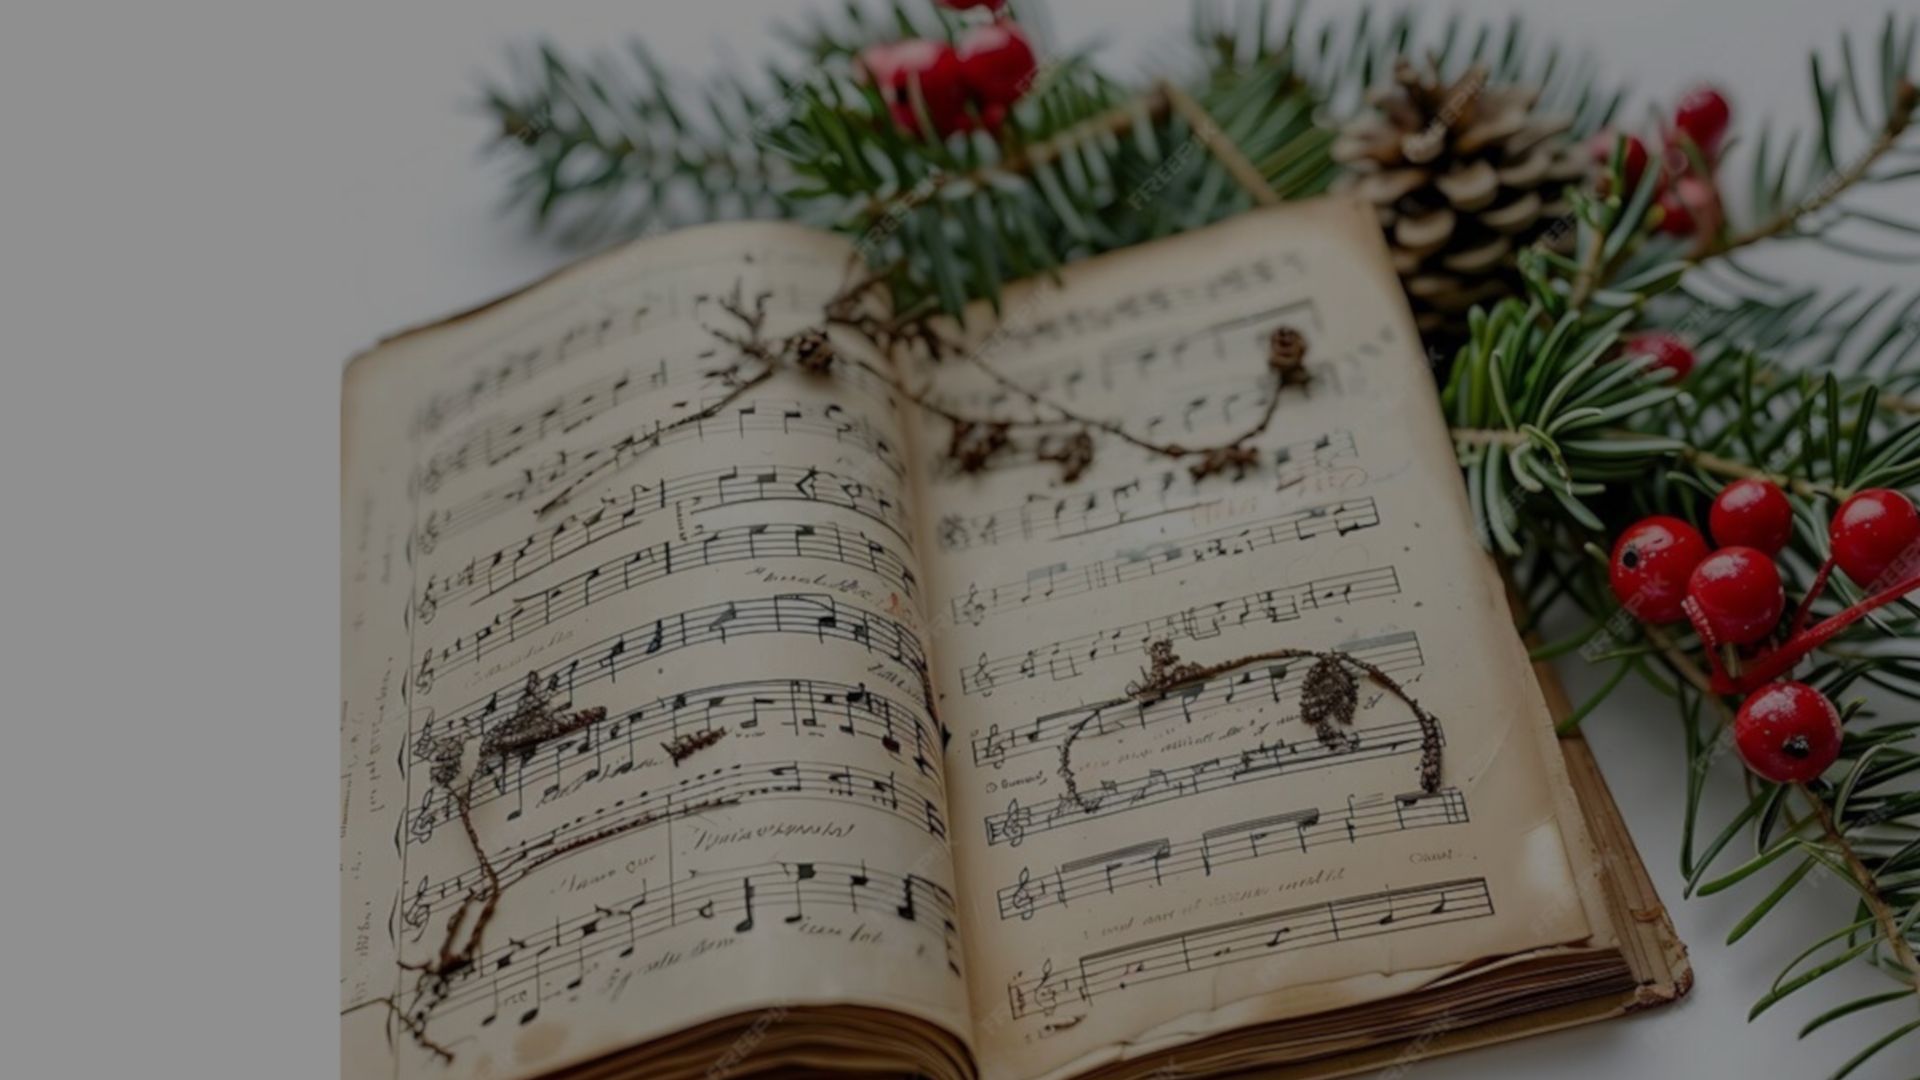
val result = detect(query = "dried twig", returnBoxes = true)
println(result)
[1058,640,1446,816]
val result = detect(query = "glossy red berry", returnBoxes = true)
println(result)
[939,0,1007,9]
[1673,85,1732,154]
[1829,488,1920,587]
[1710,479,1793,554]
[863,40,969,137]
[1609,516,1710,623]
[957,22,1038,108]
[1686,546,1785,645]
[1589,131,1651,189]
[1734,681,1842,784]
[1621,331,1695,381]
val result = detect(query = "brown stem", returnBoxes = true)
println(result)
[532,369,773,518]
[1753,368,1920,421]
[859,90,1171,222]
[1801,788,1920,997]
[1682,447,1850,502]
[1566,227,1611,311]
[838,311,1293,475]
[1158,79,1281,207]
[1449,427,1849,501]
[1705,80,1917,259]
[340,997,456,1063]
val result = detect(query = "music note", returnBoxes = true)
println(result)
[787,863,816,924]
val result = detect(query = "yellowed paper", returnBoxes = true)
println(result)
[900,199,1599,1080]
[342,199,1615,1080]
[340,223,973,1080]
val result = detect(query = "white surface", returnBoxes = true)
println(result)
[2,1,1913,1077]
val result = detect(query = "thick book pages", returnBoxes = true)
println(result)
[341,198,1686,1080]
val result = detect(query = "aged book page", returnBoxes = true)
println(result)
[903,198,1605,1080]
[340,222,973,1080]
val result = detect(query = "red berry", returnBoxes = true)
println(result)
[1710,479,1793,554]
[1589,131,1651,189]
[957,22,1038,108]
[863,40,969,137]
[939,0,1007,9]
[1734,681,1842,784]
[1621,331,1695,381]
[1610,516,1710,623]
[1673,85,1732,155]
[1686,546,1785,645]
[1829,488,1920,587]
[1655,187,1695,234]
[1655,176,1717,236]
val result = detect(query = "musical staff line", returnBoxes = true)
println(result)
[418,399,903,551]
[406,676,944,831]
[1005,878,1495,1018]
[412,300,661,438]
[982,716,1439,846]
[421,369,645,492]
[410,859,961,1024]
[934,429,1358,551]
[950,497,1379,625]
[981,255,1293,354]
[970,630,1423,768]
[995,787,1468,920]
[406,757,948,878]
[958,566,1401,697]
[414,590,927,706]
[409,268,841,437]
[414,464,911,622]
[421,357,900,492]
[422,521,919,676]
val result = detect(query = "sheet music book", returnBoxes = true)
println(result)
[341,197,1688,1080]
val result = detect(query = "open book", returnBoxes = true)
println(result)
[341,197,1687,1080]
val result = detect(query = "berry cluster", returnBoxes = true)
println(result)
[1610,485,1920,783]
[1588,84,1732,237]
[860,2,1037,138]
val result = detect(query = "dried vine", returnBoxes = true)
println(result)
[1056,639,1445,817]
[818,272,1316,481]
[350,670,722,1061]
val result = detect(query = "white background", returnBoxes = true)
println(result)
[1,1,1913,1077]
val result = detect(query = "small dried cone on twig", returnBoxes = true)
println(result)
[1333,57,1589,346]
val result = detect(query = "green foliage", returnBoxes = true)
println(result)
[480,41,799,244]
[1447,21,1920,1074]
[475,1,1634,318]
[1196,0,1623,135]
[763,50,1332,318]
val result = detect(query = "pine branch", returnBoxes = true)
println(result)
[1441,26,1920,1069]
[1708,78,1918,258]
[1803,790,1920,998]
[1450,426,1852,501]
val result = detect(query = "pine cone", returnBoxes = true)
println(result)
[1334,58,1589,348]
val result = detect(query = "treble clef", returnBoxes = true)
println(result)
[997,797,1030,847]
[958,584,987,627]
[406,797,438,846]
[937,514,968,550]
[414,589,438,626]
[969,653,995,697]
[416,514,441,556]
[412,650,435,696]
[401,878,431,930]
[1009,868,1037,920]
